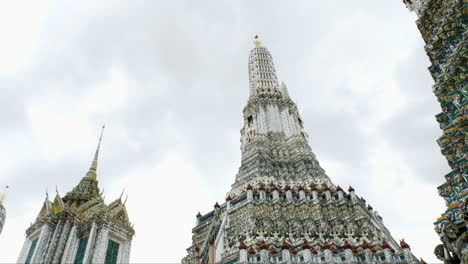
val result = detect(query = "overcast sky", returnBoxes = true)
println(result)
[0,0,448,263]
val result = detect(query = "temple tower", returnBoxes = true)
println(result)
[17,126,135,264]
[182,36,421,264]
[402,0,467,262]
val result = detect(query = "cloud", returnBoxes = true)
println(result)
[0,0,448,262]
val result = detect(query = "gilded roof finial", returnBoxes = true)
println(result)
[0,185,9,205]
[254,35,261,47]
[87,125,105,180]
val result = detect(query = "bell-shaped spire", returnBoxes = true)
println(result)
[86,125,105,179]
[248,35,280,97]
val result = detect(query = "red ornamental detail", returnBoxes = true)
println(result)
[246,184,253,190]
[248,247,256,255]
[381,240,391,249]
[259,185,266,191]
[201,260,206,264]
[285,185,291,191]
[269,247,278,254]
[196,212,202,218]
[331,248,338,254]
[348,186,355,192]
[226,195,233,201]
[214,202,220,209]
[238,242,248,250]
[290,248,298,255]
[370,247,377,253]
[310,248,318,255]
[322,242,331,250]
[259,242,268,250]
[360,197,366,203]
[336,185,344,192]
[208,237,214,246]
[194,244,200,253]
[301,241,311,249]
[361,241,370,249]
[400,239,410,249]
[367,204,373,210]
[342,241,352,249]
[281,241,291,250]
[298,185,305,191]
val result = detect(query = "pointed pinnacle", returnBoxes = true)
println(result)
[119,189,125,201]
[86,125,105,180]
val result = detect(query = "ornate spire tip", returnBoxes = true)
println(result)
[254,35,261,47]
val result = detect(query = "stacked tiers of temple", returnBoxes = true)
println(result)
[402,0,467,262]
[184,184,421,263]
[182,36,422,263]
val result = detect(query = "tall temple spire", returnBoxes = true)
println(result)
[86,124,105,180]
[183,37,421,264]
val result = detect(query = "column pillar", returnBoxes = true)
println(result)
[60,224,78,263]
[272,189,279,200]
[52,220,72,263]
[239,243,248,264]
[208,238,215,264]
[90,226,109,263]
[32,223,53,263]
[82,222,97,264]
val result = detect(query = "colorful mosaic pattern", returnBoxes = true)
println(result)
[403,0,467,262]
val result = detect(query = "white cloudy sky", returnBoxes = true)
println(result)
[0,0,448,263]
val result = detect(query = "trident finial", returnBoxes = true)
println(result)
[254,35,261,47]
